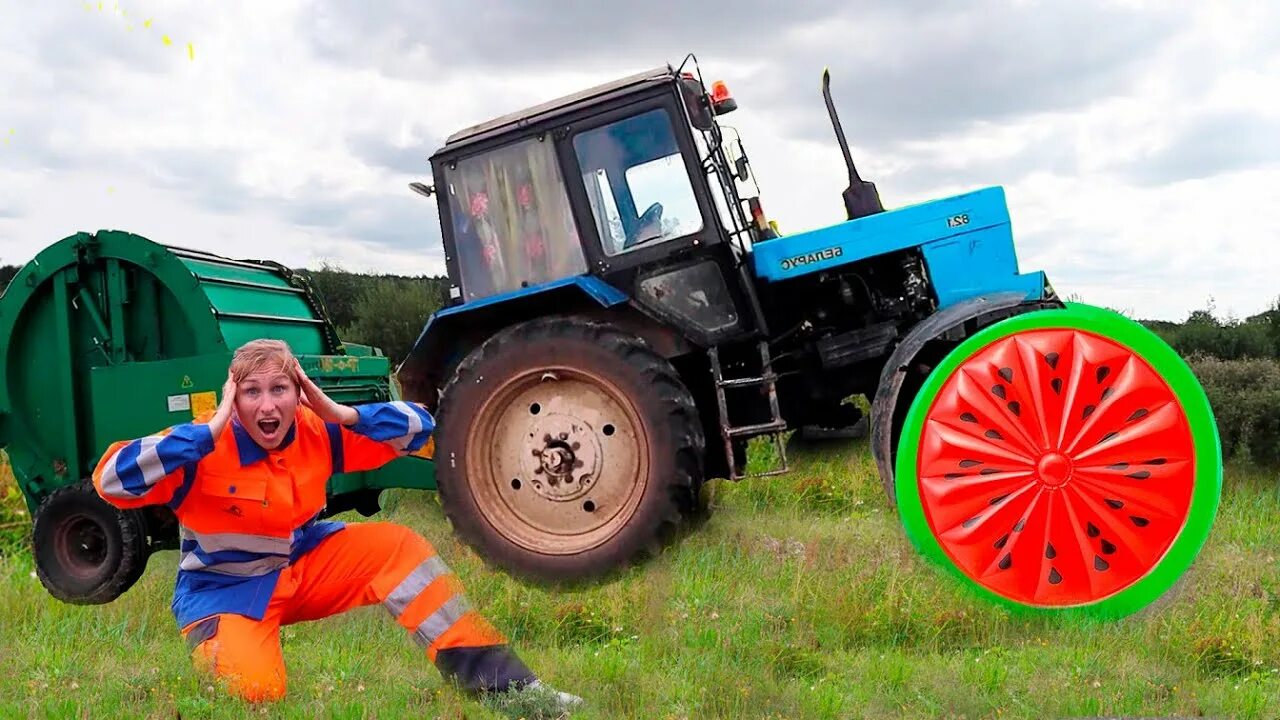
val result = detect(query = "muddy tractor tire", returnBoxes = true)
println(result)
[433,317,705,582]
[32,480,148,605]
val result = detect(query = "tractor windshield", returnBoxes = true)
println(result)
[443,135,588,302]
[572,108,704,256]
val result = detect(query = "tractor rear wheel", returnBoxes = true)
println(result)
[434,317,705,582]
[894,304,1221,618]
[32,480,148,604]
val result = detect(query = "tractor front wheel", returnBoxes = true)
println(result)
[434,317,705,582]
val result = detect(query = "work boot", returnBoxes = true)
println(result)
[485,678,584,719]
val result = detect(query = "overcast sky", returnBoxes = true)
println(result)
[2,1,1277,321]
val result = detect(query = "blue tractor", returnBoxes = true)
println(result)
[400,57,1220,617]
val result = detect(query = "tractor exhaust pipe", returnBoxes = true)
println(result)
[822,67,884,221]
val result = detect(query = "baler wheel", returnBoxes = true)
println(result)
[433,317,705,582]
[894,304,1221,617]
[32,480,148,605]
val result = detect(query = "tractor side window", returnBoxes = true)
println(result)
[573,108,704,257]
[443,136,588,302]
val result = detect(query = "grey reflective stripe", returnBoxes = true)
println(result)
[413,596,472,647]
[99,436,164,497]
[181,528,291,555]
[392,402,424,451]
[384,556,451,618]
[179,552,288,576]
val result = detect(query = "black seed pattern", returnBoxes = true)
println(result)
[994,533,1009,549]
[1045,352,1060,370]
[959,459,982,468]
[1082,404,1096,419]
[1130,516,1150,527]
[1108,463,1129,470]
[1098,431,1120,444]
[1143,458,1168,465]
[980,468,1001,476]
[1094,555,1110,571]
[991,384,1007,400]
[1045,543,1057,559]
[1048,568,1063,584]
[1128,409,1149,422]
[1051,378,1063,394]
[989,493,1010,505]
[1127,470,1151,480]
[961,412,978,423]
[963,515,981,528]
[1102,387,1115,400]
[998,367,1014,382]
[1086,522,1100,538]
[1014,519,1026,532]
[1101,539,1117,555]
[945,473,964,480]
[998,553,1012,570]
[1007,401,1021,416]
[1105,498,1125,509]
[1096,366,1111,383]
[985,429,1003,440]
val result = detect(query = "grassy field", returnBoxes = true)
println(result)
[1,438,1277,719]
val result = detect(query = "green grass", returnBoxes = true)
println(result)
[2,438,1278,719]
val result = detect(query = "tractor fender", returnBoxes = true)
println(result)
[397,276,694,410]
[871,291,1063,505]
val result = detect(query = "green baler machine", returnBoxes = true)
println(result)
[0,230,435,604]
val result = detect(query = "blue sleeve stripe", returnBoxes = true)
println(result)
[350,402,436,451]
[103,424,214,498]
[326,422,345,475]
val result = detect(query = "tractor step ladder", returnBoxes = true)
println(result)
[708,341,790,480]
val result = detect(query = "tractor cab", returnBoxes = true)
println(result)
[418,61,769,350]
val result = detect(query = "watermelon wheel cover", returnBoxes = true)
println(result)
[894,303,1221,618]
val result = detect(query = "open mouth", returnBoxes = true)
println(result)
[257,419,281,437]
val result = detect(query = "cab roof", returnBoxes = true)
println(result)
[436,65,677,155]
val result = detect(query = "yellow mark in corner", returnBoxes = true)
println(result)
[144,18,152,29]
[162,34,172,46]
[190,391,217,418]
[187,42,194,61]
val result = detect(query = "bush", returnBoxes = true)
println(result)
[340,278,445,365]
[1189,356,1280,466]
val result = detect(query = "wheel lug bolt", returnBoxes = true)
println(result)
[559,432,569,441]
[571,442,580,450]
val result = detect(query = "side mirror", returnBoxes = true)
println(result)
[735,156,749,182]
[679,77,715,131]
[408,182,435,199]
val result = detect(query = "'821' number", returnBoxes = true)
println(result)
[946,213,970,229]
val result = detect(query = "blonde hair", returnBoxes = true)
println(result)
[230,339,298,384]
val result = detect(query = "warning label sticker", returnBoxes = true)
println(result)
[190,391,218,418]
[167,394,191,413]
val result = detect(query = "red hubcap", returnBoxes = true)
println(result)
[916,329,1196,606]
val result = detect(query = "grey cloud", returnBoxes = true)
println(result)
[347,133,440,176]
[1124,111,1280,186]
[757,2,1185,149]
[300,0,851,75]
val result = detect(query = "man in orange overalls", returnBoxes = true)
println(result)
[92,339,581,712]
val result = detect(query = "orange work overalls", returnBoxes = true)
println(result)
[93,401,533,701]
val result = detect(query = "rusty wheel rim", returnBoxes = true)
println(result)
[465,365,650,555]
